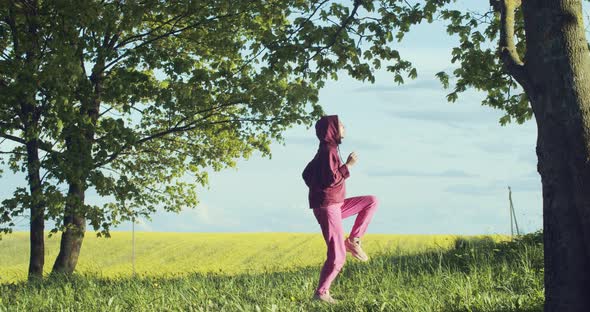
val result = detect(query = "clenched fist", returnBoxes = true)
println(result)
[346,152,358,167]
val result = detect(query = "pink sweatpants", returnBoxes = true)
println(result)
[312,195,379,295]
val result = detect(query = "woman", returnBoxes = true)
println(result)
[302,115,379,304]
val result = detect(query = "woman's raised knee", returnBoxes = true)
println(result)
[369,195,379,208]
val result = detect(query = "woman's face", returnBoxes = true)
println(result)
[338,120,345,139]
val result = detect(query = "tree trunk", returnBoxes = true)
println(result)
[51,182,86,275]
[25,137,44,280]
[51,48,104,275]
[520,1,590,310]
[11,0,46,281]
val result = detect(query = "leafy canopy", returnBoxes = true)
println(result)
[0,0,434,236]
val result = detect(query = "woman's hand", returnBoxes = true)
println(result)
[346,152,358,167]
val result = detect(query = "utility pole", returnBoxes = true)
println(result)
[123,199,136,277]
[508,186,520,238]
[132,214,136,277]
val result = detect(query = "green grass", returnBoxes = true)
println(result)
[0,232,543,311]
[0,232,475,281]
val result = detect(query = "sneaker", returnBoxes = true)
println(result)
[313,291,337,304]
[345,236,369,261]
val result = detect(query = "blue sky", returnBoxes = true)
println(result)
[5,1,571,235]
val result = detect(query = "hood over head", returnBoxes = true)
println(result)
[315,115,341,145]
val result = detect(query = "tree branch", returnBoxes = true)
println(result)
[236,0,329,75]
[113,13,188,50]
[494,0,529,88]
[140,116,278,148]
[289,0,330,42]
[0,111,24,132]
[0,133,58,154]
[314,0,361,58]
[94,116,281,169]
[0,150,26,156]
[6,3,20,59]
[170,100,245,130]
[0,49,11,61]
[103,12,242,73]
[302,0,363,71]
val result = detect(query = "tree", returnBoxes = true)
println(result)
[350,0,590,309]
[434,1,590,309]
[0,0,53,280]
[0,0,423,278]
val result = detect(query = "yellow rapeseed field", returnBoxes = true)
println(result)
[0,232,506,283]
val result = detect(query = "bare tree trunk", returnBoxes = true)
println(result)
[51,182,86,275]
[536,97,590,311]
[51,55,103,275]
[25,137,45,280]
[11,0,46,281]
[518,0,590,310]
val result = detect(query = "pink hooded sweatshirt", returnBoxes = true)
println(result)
[302,115,350,208]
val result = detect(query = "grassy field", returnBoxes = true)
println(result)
[0,232,471,282]
[0,232,544,311]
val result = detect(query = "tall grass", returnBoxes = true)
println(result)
[0,232,543,311]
